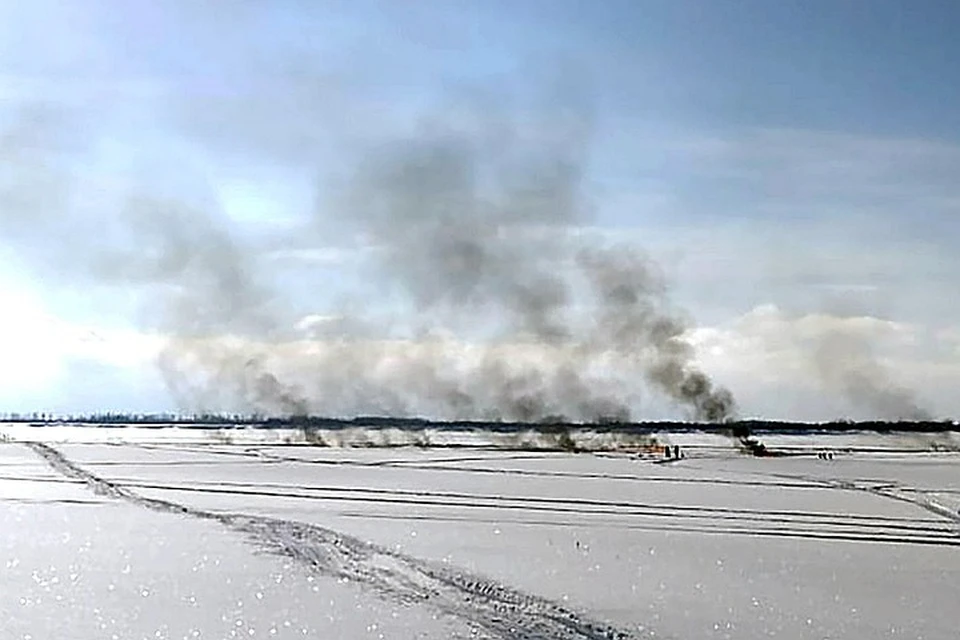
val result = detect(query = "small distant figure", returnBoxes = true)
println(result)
[673,445,681,460]
[664,446,671,459]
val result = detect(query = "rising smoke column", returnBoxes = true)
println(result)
[333,110,736,422]
[1,103,307,417]
[1,94,735,422]
[576,246,735,422]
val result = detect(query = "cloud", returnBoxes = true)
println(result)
[0,288,69,392]
[2,288,956,421]
[0,283,163,410]
[91,300,957,421]
[689,304,959,420]
[262,247,370,267]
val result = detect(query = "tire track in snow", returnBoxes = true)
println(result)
[128,442,826,489]
[111,477,951,533]
[817,477,960,525]
[26,442,647,640]
[716,465,960,529]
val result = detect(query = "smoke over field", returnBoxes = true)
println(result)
[813,330,931,421]
[0,91,736,422]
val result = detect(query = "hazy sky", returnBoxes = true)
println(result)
[2,0,959,420]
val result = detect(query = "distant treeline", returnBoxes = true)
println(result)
[1,413,958,434]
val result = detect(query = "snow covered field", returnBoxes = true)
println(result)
[2,426,959,639]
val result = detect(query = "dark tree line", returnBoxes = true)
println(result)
[1,412,957,434]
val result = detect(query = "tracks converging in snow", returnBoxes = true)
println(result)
[25,442,645,640]
[84,475,960,547]
[769,470,960,526]
[96,442,960,548]
[9,430,960,640]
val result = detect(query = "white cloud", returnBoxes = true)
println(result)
[263,247,366,266]
[688,304,959,420]
[0,284,163,405]
[3,289,956,421]
[0,288,67,391]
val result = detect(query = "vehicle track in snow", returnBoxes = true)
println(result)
[25,442,648,640]
[125,442,831,489]
[91,443,959,547]
[100,477,960,545]
[784,472,960,525]
[698,463,960,530]
[13,461,956,547]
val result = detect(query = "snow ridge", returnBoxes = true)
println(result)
[26,442,646,640]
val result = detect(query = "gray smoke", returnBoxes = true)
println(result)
[292,110,735,422]
[1,98,735,423]
[814,331,930,421]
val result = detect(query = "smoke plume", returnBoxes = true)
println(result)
[814,330,930,420]
[1,96,735,423]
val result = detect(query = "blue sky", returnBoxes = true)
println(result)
[549,0,960,136]
[1,0,959,419]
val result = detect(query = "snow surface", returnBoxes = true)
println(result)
[2,425,959,639]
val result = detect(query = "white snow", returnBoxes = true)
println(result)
[2,425,959,639]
